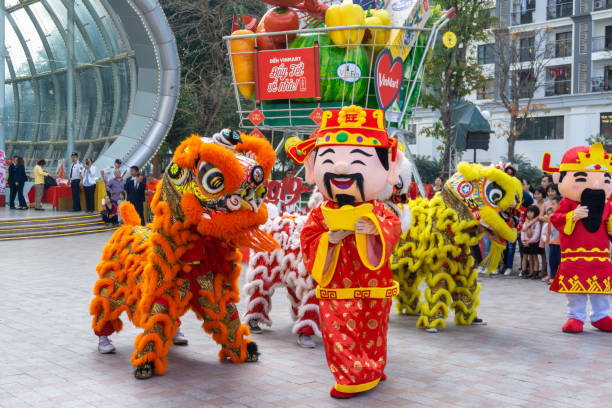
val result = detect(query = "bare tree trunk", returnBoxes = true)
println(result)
[440,49,457,176]
[507,117,516,163]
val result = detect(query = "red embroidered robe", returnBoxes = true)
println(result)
[301,200,401,394]
[549,197,612,294]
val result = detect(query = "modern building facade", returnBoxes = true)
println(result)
[0,0,179,173]
[408,0,612,171]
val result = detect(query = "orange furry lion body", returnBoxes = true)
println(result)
[89,133,277,377]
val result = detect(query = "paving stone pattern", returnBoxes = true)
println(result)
[1,232,611,408]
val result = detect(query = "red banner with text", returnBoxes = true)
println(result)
[256,47,319,101]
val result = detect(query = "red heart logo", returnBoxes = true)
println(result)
[375,49,404,111]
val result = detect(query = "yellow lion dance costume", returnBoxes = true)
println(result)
[89,131,277,379]
[392,162,522,332]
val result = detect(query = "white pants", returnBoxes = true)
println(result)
[566,294,610,322]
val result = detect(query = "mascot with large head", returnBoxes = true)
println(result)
[542,142,612,333]
[90,130,277,379]
[285,105,403,399]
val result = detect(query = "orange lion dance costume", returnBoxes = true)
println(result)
[89,130,278,379]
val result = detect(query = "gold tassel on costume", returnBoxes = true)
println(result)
[481,239,506,274]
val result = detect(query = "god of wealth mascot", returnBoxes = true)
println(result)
[392,163,522,332]
[242,190,323,349]
[89,130,278,379]
[542,142,612,333]
[285,105,403,399]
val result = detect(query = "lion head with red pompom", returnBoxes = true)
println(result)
[151,130,279,252]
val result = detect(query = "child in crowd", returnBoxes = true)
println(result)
[521,205,541,279]
[101,195,118,226]
[546,197,562,285]
[117,191,126,224]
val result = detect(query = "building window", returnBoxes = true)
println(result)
[592,25,612,52]
[546,65,571,96]
[512,0,536,25]
[519,36,535,62]
[513,69,536,98]
[591,66,612,92]
[477,44,495,65]
[547,0,573,20]
[555,32,572,57]
[477,78,495,100]
[405,123,417,145]
[593,0,612,11]
[518,116,564,140]
[600,113,612,141]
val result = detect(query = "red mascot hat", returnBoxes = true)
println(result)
[285,105,399,165]
[542,142,611,174]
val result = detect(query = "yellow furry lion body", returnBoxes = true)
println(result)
[392,162,522,330]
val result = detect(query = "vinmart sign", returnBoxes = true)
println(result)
[256,47,320,102]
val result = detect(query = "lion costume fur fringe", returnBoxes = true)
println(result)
[89,133,278,377]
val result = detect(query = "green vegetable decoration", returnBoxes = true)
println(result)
[289,33,368,103]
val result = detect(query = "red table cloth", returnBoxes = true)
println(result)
[28,185,72,208]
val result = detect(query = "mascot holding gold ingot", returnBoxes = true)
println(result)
[285,106,402,399]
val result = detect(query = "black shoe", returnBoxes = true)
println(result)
[9,207,16,210]
[35,208,45,211]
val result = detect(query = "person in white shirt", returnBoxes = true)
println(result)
[101,159,126,194]
[68,152,84,212]
[81,157,97,213]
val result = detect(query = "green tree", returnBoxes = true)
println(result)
[160,0,267,148]
[412,154,442,184]
[505,153,542,188]
[421,0,496,176]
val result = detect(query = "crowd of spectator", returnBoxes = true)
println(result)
[5,153,157,227]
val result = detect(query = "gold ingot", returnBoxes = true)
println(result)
[334,342,344,353]
[321,203,373,231]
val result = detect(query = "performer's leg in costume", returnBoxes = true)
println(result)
[418,268,454,331]
[564,293,586,333]
[590,294,612,331]
[193,269,257,363]
[90,228,148,352]
[290,264,321,346]
[243,252,281,331]
[132,297,182,379]
[393,263,422,316]
[452,261,481,325]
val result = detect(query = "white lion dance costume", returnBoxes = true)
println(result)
[242,192,323,347]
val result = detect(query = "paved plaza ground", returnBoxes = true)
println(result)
[1,231,611,408]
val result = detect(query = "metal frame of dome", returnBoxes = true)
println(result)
[0,0,179,173]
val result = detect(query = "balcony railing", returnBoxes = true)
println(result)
[591,76,612,91]
[545,80,572,96]
[546,39,573,57]
[511,9,535,25]
[593,36,612,52]
[547,2,573,19]
[593,0,612,11]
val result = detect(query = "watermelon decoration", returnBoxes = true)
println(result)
[288,33,369,103]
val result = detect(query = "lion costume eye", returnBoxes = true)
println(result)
[169,162,188,185]
[485,181,504,206]
[198,161,225,195]
[395,176,404,190]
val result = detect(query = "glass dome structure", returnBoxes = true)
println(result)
[1,0,179,172]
